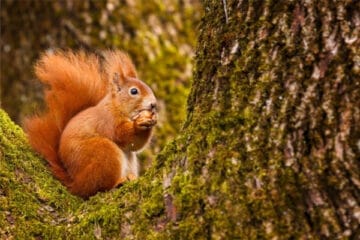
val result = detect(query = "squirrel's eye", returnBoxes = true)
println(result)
[130,88,139,95]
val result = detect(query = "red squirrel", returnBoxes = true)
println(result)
[24,50,157,198]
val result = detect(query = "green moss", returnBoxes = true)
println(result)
[0,109,79,238]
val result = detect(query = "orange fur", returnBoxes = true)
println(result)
[24,50,157,198]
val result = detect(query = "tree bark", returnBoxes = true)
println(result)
[1,0,359,239]
[178,0,359,238]
[177,0,359,238]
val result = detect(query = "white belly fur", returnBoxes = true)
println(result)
[120,151,139,178]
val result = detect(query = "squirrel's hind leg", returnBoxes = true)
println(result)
[66,137,124,199]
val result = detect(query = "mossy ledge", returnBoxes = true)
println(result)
[0,109,162,239]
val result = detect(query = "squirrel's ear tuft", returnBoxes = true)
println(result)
[102,50,137,79]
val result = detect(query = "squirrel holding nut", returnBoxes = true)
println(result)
[24,50,157,199]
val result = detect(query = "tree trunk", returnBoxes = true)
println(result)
[1,0,359,239]
[160,0,359,238]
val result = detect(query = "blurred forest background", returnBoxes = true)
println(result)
[0,0,202,165]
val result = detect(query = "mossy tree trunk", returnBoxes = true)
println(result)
[160,0,359,238]
[1,0,359,239]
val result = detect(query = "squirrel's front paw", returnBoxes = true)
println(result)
[115,174,137,188]
[134,110,157,130]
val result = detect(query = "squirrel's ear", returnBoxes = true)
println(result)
[110,73,121,95]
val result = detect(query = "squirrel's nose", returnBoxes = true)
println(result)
[150,102,157,111]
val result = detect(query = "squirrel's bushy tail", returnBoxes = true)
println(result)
[24,51,107,185]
